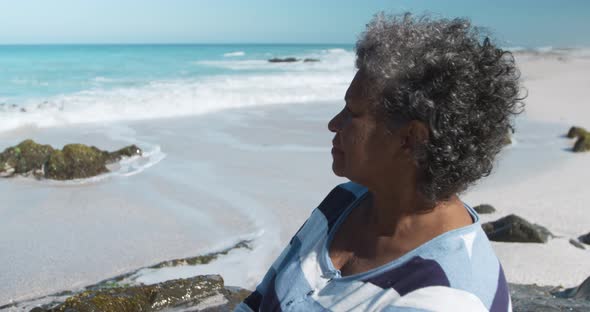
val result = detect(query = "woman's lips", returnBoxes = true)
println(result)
[331,147,343,155]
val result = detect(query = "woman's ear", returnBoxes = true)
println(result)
[400,120,430,152]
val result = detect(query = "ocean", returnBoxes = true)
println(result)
[0,44,355,133]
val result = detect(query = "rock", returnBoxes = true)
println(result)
[569,238,586,249]
[567,126,588,139]
[35,275,249,312]
[0,139,54,177]
[303,58,320,62]
[510,282,590,312]
[573,136,590,152]
[268,57,298,63]
[552,276,590,301]
[0,140,142,180]
[579,232,590,245]
[105,144,142,163]
[473,204,496,214]
[45,144,108,180]
[481,214,553,243]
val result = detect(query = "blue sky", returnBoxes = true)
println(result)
[0,0,588,47]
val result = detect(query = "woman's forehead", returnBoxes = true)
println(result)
[345,70,370,102]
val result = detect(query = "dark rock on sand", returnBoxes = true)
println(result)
[268,57,298,63]
[552,276,590,301]
[473,204,496,214]
[569,238,586,249]
[510,281,590,312]
[566,126,590,152]
[573,136,590,152]
[303,58,320,62]
[33,275,249,312]
[579,232,590,245]
[481,214,553,243]
[0,139,54,177]
[0,140,142,180]
[567,126,588,139]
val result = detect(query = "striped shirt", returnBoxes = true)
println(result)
[235,182,511,311]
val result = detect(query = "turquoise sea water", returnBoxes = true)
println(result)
[0,44,356,132]
[0,44,352,101]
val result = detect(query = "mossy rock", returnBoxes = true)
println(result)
[45,145,108,180]
[1,140,143,180]
[567,126,588,139]
[105,144,142,163]
[474,204,496,214]
[573,136,590,152]
[482,214,553,243]
[0,139,54,176]
[42,275,227,312]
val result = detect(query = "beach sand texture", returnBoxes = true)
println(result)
[0,50,589,306]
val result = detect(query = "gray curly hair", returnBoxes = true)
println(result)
[356,13,524,203]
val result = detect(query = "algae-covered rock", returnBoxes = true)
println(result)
[39,275,239,312]
[105,144,142,163]
[45,144,108,180]
[573,136,590,152]
[482,214,553,243]
[0,139,54,177]
[0,140,143,180]
[473,204,496,214]
[567,126,588,139]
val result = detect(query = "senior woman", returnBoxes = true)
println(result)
[236,13,522,312]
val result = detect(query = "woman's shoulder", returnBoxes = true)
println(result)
[314,181,367,228]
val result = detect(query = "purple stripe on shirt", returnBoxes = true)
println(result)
[259,274,282,312]
[317,186,356,231]
[362,256,450,295]
[243,290,263,311]
[490,265,510,312]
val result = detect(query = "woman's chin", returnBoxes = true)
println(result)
[331,162,346,177]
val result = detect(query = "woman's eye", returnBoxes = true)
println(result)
[345,106,359,117]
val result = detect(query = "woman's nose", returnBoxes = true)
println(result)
[328,109,343,133]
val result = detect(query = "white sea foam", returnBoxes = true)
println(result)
[223,51,245,57]
[0,48,355,134]
[1,51,355,133]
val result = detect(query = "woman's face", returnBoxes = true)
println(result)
[328,70,402,186]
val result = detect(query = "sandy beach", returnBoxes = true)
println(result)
[1,49,590,307]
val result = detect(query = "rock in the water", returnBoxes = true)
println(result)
[45,144,108,180]
[567,126,588,139]
[573,136,590,152]
[105,144,142,163]
[268,57,298,63]
[569,238,586,249]
[510,283,590,312]
[303,58,320,62]
[0,139,54,177]
[0,140,143,180]
[481,214,553,243]
[474,204,496,214]
[579,232,590,245]
[37,275,247,312]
